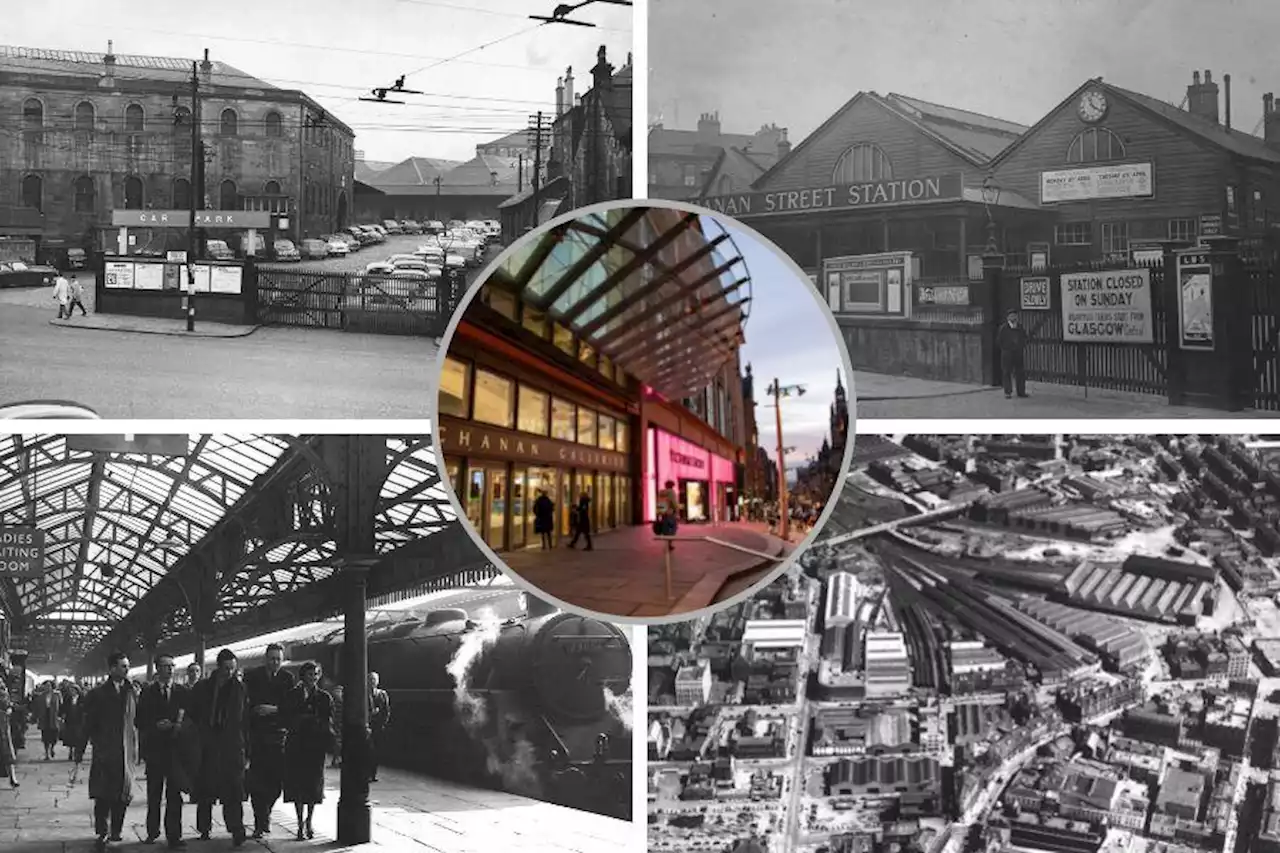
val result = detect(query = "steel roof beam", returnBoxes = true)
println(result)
[526,207,649,312]
[593,257,739,353]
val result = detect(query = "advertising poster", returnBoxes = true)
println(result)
[826,272,840,312]
[182,263,212,293]
[104,261,135,289]
[1178,262,1214,350]
[209,265,243,295]
[132,263,164,291]
[1060,268,1153,343]
[1020,277,1051,310]
[1041,163,1154,203]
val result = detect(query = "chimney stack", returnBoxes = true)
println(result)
[1224,73,1232,130]
[1264,93,1280,149]
[555,76,565,116]
[777,128,792,159]
[1186,69,1220,124]
[563,67,574,113]
[199,48,213,83]
[101,40,116,87]
[592,45,613,90]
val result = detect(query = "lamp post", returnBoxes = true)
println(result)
[766,379,806,543]
[981,175,1002,257]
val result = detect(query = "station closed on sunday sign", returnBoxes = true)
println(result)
[1060,268,1154,344]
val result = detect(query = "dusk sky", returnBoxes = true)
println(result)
[7,0,631,163]
[651,0,1278,146]
[722,217,851,468]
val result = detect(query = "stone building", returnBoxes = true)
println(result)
[0,42,355,251]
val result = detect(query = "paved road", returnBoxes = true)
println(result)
[0,235,484,418]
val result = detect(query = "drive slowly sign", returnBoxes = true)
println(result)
[700,173,963,218]
[0,527,44,578]
[1060,268,1154,344]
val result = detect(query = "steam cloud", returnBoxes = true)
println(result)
[603,687,633,732]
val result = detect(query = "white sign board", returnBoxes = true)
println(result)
[1041,163,1154,203]
[182,263,212,293]
[132,263,164,291]
[166,251,188,263]
[1020,277,1051,310]
[104,261,135,290]
[209,266,243,295]
[1060,268,1154,343]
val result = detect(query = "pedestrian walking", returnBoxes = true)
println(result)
[36,682,61,760]
[68,276,88,316]
[53,274,71,319]
[997,309,1029,399]
[188,649,248,847]
[84,651,140,851]
[136,654,189,849]
[61,685,87,764]
[567,492,593,550]
[244,643,295,839]
[656,480,679,537]
[533,490,555,549]
[0,686,18,788]
[283,662,333,840]
[367,672,391,782]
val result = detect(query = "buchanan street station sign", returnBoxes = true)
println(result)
[698,173,964,218]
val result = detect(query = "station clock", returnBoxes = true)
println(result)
[1078,89,1109,123]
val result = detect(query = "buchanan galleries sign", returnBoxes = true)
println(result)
[698,173,964,217]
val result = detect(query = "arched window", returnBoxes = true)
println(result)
[123,176,144,209]
[265,111,282,137]
[219,179,238,211]
[123,103,145,133]
[74,101,96,132]
[1066,127,1126,164]
[20,175,42,211]
[173,106,191,129]
[220,108,238,136]
[73,176,95,213]
[832,142,893,184]
[22,98,43,129]
[263,180,281,195]
[172,178,191,210]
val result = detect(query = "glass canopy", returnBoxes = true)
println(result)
[0,435,455,663]
[490,207,752,400]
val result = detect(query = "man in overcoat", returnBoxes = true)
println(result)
[188,649,248,847]
[84,651,140,852]
[244,642,295,838]
[136,653,190,849]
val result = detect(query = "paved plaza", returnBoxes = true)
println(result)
[500,521,793,617]
[0,743,625,852]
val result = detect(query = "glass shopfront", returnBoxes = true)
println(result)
[645,427,738,524]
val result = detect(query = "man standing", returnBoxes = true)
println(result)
[185,663,203,688]
[244,643,295,839]
[189,649,248,847]
[368,672,391,783]
[52,273,71,319]
[996,309,1030,400]
[84,652,140,852]
[137,654,189,849]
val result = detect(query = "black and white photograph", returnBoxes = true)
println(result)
[651,0,1280,418]
[650,431,1280,853]
[0,0,633,418]
[0,433,635,848]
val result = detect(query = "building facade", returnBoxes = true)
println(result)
[649,112,789,201]
[0,43,355,251]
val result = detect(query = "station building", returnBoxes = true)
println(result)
[0,42,355,254]
[436,207,754,553]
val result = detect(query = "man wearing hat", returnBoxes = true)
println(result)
[996,309,1029,400]
[188,649,249,847]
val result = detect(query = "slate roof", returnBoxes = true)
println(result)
[370,157,462,187]
[370,153,518,197]
[1106,81,1280,165]
[0,44,277,90]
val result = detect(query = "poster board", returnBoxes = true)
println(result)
[132,263,164,291]
[209,265,243,295]
[104,261,135,289]
[182,263,212,293]
[1176,251,1214,350]
[1060,268,1153,343]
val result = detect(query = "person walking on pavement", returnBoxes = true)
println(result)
[568,492,593,550]
[533,490,555,549]
[84,651,140,852]
[0,678,18,788]
[244,642,295,839]
[137,654,190,849]
[68,275,88,317]
[282,662,333,840]
[189,649,248,847]
[52,273,71,319]
[61,685,87,764]
[36,682,61,761]
[997,309,1030,399]
[367,672,391,782]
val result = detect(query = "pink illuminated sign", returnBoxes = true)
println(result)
[648,428,737,521]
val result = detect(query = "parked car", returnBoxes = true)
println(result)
[365,224,388,241]
[363,261,395,275]
[205,239,235,261]
[335,233,361,252]
[422,220,445,234]
[300,238,329,260]
[400,220,423,235]
[321,235,350,256]
[0,260,58,288]
[381,220,404,235]
[273,239,301,261]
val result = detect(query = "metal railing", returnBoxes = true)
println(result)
[653,534,787,602]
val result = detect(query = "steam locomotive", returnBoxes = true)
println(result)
[238,592,633,820]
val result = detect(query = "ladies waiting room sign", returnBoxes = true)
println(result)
[1060,268,1153,344]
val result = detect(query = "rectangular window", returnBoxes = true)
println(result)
[1168,219,1197,242]
[597,415,616,451]
[553,323,575,356]
[484,284,518,321]
[473,369,515,428]
[1227,185,1239,223]
[577,408,597,446]
[1054,222,1093,246]
[1255,189,1266,226]
[550,397,576,441]
[521,304,548,339]
[517,385,549,435]
[1101,222,1129,254]
[439,357,470,418]
[616,420,629,453]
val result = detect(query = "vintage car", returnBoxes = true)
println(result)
[0,260,58,288]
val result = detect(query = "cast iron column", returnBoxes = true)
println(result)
[336,560,374,843]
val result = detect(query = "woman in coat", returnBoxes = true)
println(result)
[61,686,88,763]
[0,690,18,787]
[533,490,555,549]
[283,662,333,840]
[37,683,62,760]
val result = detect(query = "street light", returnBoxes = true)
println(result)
[765,379,806,543]
[981,175,1001,256]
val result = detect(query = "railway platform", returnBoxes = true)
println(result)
[0,747,626,852]
[499,521,792,617]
